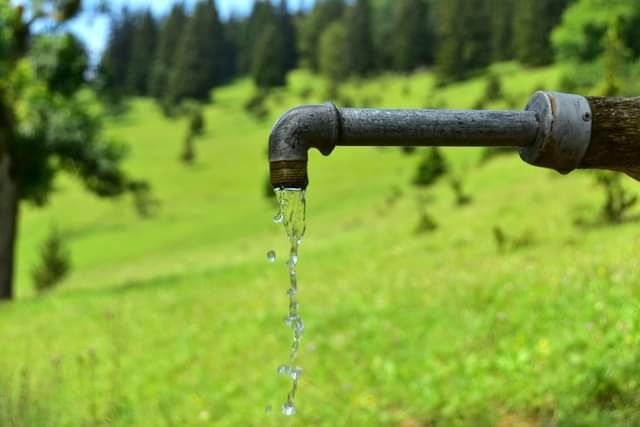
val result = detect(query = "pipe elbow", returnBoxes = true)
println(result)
[269,103,339,189]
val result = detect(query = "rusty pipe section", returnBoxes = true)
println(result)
[269,92,593,189]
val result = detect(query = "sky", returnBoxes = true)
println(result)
[64,0,312,62]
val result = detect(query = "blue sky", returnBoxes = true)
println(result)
[66,0,312,61]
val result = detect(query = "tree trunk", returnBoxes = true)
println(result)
[0,154,19,300]
[0,99,18,300]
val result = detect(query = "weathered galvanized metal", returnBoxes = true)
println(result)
[520,91,592,174]
[269,91,640,189]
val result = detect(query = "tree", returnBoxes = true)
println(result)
[391,0,434,72]
[413,148,448,187]
[552,0,640,63]
[96,8,136,103]
[299,0,346,71]
[252,24,288,88]
[181,108,205,164]
[237,1,278,75]
[279,0,299,72]
[32,226,71,293]
[127,10,157,96]
[347,0,375,76]
[514,0,572,66]
[435,0,492,81]
[319,21,350,98]
[490,0,515,61]
[169,0,226,103]
[0,2,144,300]
[149,4,186,101]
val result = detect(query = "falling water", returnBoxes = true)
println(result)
[272,188,307,416]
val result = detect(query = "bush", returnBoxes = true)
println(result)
[594,171,638,224]
[413,148,448,187]
[244,90,269,121]
[450,178,472,206]
[32,226,71,293]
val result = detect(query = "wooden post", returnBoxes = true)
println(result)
[579,97,640,180]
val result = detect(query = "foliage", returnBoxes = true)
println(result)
[450,177,472,206]
[298,0,346,71]
[31,226,71,293]
[435,0,492,82]
[252,24,287,88]
[514,0,572,66]
[181,107,206,165]
[127,11,157,96]
[149,4,186,101]
[413,148,448,187]
[168,0,226,103]
[319,21,350,98]
[552,0,640,63]
[346,0,375,76]
[594,171,638,224]
[391,0,434,72]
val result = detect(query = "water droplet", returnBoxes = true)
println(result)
[287,287,297,297]
[277,364,291,375]
[282,402,296,416]
[264,405,272,414]
[290,254,298,265]
[267,250,277,263]
[273,213,283,224]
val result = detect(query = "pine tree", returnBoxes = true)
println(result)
[319,21,350,97]
[238,1,278,75]
[279,0,299,72]
[127,10,157,96]
[514,0,572,66]
[391,0,434,72]
[149,3,187,100]
[97,8,135,101]
[252,23,288,88]
[299,0,346,71]
[490,0,515,61]
[435,0,491,81]
[169,0,225,103]
[347,0,375,76]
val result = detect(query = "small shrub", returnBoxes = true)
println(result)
[129,180,158,218]
[450,178,472,206]
[413,148,448,187]
[493,225,536,253]
[594,171,638,224]
[32,226,71,293]
[244,90,269,121]
[181,108,205,165]
[401,146,417,155]
[414,194,438,235]
[484,73,503,102]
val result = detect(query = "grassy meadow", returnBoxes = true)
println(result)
[2,63,640,426]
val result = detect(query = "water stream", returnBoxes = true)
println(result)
[271,188,307,416]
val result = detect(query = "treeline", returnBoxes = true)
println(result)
[97,0,640,106]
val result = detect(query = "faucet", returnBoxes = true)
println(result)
[269,92,640,189]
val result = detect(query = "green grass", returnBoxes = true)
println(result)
[2,63,640,426]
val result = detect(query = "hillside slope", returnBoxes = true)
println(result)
[2,64,640,426]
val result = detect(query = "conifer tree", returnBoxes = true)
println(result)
[391,0,434,72]
[347,0,375,76]
[490,0,515,61]
[149,3,187,100]
[127,10,157,96]
[97,8,135,101]
[300,0,346,71]
[514,0,572,66]
[319,21,350,97]
[238,1,278,75]
[252,23,288,88]
[279,0,299,72]
[169,0,225,102]
[435,0,491,81]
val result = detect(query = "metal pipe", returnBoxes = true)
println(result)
[338,108,538,147]
[269,92,594,189]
